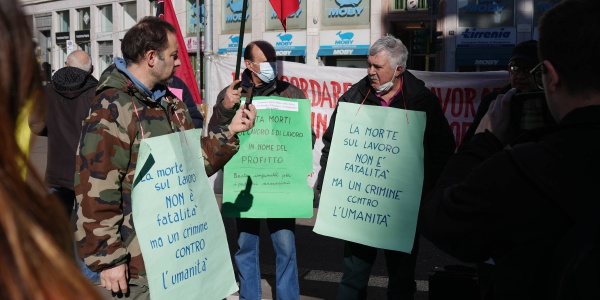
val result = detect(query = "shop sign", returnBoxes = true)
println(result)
[263,32,307,56]
[322,0,370,27]
[222,0,252,32]
[458,0,515,28]
[217,34,250,54]
[456,27,516,48]
[317,29,370,56]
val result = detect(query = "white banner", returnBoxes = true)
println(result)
[205,55,508,188]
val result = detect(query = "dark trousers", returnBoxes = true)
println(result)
[337,235,420,300]
[49,186,75,217]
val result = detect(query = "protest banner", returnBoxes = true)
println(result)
[206,55,508,188]
[222,96,313,218]
[313,103,426,252]
[132,129,237,299]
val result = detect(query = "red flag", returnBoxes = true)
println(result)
[268,0,300,32]
[158,0,202,104]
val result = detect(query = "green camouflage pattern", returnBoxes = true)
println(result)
[74,64,239,278]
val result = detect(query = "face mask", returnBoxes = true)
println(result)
[374,65,399,95]
[250,61,277,83]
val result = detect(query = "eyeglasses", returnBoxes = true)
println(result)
[508,65,532,76]
[530,62,544,90]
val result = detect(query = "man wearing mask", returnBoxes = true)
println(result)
[209,40,310,299]
[316,35,455,300]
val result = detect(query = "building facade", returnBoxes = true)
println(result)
[22,0,561,80]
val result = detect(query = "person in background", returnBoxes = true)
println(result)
[419,0,600,298]
[463,40,543,142]
[0,0,103,299]
[30,50,98,215]
[316,35,455,300]
[169,75,204,128]
[209,40,311,300]
[74,17,256,298]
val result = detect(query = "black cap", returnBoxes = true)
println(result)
[510,40,539,68]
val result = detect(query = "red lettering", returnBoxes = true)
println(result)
[451,88,464,118]
[310,80,322,107]
[464,88,476,118]
[281,75,289,82]
[322,82,333,109]
[440,88,452,114]
[343,82,352,93]
[331,81,342,104]
[312,112,329,139]
[299,78,309,98]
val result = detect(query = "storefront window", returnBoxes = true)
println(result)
[122,2,137,30]
[58,10,69,32]
[99,5,113,32]
[99,41,113,72]
[78,8,91,30]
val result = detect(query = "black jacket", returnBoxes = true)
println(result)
[316,71,456,197]
[419,105,600,299]
[35,67,98,189]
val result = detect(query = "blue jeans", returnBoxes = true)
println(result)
[235,218,299,300]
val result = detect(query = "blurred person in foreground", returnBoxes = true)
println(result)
[419,0,600,298]
[74,16,256,298]
[316,35,455,300]
[0,0,103,299]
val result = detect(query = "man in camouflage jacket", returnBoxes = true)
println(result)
[73,17,256,298]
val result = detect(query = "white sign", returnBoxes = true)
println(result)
[456,27,516,48]
[66,40,75,56]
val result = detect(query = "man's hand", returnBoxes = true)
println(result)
[228,104,257,135]
[100,264,129,294]
[475,88,517,144]
[223,80,242,109]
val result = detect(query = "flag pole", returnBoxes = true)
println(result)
[234,0,249,80]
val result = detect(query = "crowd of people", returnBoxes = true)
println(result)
[3,0,600,299]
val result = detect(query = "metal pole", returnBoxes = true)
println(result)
[203,0,213,132]
[234,0,249,80]
[196,0,202,98]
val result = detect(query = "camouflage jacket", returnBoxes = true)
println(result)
[74,64,239,278]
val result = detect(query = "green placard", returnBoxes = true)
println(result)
[222,96,313,218]
[132,129,237,299]
[313,102,426,253]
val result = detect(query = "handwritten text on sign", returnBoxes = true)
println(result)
[314,103,426,253]
[223,97,313,218]
[133,129,237,299]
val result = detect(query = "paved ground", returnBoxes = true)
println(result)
[29,136,470,300]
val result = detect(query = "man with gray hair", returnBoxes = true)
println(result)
[66,49,94,73]
[316,35,455,299]
[30,49,97,215]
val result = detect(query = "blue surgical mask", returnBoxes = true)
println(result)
[250,61,277,83]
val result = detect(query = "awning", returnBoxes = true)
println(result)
[218,48,246,55]
[455,47,513,66]
[275,48,306,56]
[317,45,369,56]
